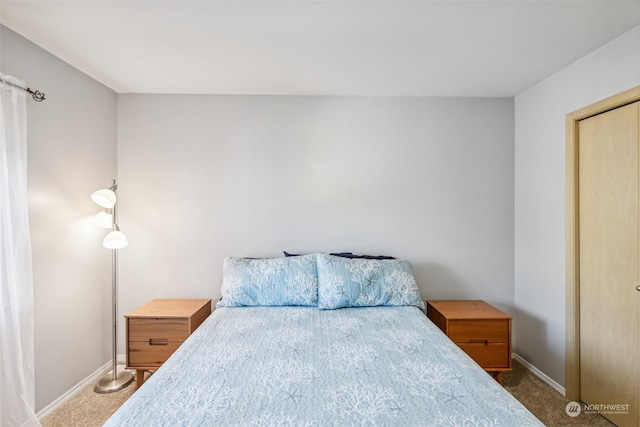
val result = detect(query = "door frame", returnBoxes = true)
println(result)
[565,85,640,400]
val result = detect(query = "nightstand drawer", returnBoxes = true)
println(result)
[448,319,509,343]
[458,342,510,368]
[128,318,189,342]
[128,341,182,367]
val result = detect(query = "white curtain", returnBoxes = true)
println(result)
[0,74,40,427]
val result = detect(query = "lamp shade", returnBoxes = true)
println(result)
[94,211,113,228]
[103,229,128,249]
[91,189,116,208]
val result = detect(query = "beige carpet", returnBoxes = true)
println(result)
[40,368,145,427]
[502,361,614,427]
[41,361,614,426]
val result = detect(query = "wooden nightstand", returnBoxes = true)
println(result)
[426,300,512,384]
[125,298,211,388]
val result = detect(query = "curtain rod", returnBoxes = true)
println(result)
[0,77,46,102]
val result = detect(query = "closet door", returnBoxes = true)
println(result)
[578,101,639,427]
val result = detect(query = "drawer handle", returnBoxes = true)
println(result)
[149,338,168,346]
[469,340,488,346]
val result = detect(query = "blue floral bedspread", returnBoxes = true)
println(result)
[105,306,543,426]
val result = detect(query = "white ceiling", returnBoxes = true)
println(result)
[1,1,640,97]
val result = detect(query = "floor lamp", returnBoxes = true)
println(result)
[92,179,134,393]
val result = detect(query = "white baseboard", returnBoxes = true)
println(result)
[36,355,127,420]
[513,353,565,396]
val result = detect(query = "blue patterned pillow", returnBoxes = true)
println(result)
[217,254,318,307]
[316,253,424,310]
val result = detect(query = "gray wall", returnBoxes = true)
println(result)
[1,26,118,412]
[514,25,640,387]
[117,95,516,347]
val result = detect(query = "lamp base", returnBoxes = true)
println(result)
[94,365,134,394]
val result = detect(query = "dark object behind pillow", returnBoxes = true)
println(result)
[350,254,395,260]
[283,251,394,260]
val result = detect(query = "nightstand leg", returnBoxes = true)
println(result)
[136,370,144,389]
[492,371,502,384]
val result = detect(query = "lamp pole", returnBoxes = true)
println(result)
[94,180,134,393]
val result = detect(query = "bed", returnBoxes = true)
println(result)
[105,254,543,426]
